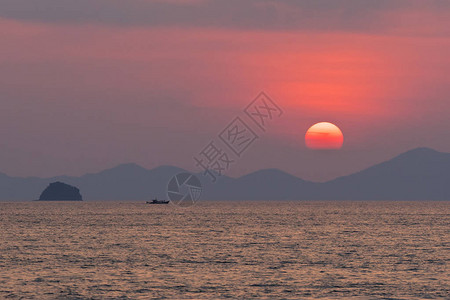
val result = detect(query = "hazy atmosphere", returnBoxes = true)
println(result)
[1,0,450,181]
[1,2,449,299]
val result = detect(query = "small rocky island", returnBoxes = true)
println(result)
[37,182,83,201]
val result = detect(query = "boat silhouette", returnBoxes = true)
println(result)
[146,198,170,204]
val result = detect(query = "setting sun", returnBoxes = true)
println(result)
[305,122,344,150]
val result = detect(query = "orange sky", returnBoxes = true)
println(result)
[0,1,449,180]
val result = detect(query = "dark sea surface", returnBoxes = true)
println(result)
[0,201,449,299]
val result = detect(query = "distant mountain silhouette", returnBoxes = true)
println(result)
[55,164,187,201]
[317,147,450,200]
[38,182,82,201]
[209,169,316,200]
[0,148,448,201]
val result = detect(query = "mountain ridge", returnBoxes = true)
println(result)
[0,147,448,201]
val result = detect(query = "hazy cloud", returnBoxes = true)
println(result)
[0,1,449,179]
[0,0,449,34]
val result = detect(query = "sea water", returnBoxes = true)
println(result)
[0,201,449,299]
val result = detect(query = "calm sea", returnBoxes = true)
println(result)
[0,201,449,299]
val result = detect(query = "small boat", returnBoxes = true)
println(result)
[146,198,170,204]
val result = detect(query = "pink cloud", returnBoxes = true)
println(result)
[0,13,449,179]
